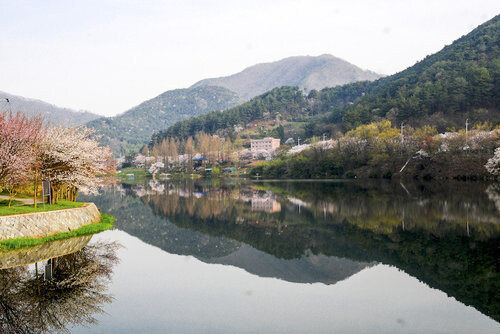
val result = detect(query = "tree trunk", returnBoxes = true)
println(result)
[33,169,38,208]
[7,188,15,207]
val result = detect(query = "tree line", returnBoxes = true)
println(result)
[250,120,500,180]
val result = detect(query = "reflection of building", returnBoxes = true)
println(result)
[251,137,280,152]
[251,196,281,213]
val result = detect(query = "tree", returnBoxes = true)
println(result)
[161,138,169,163]
[185,136,195,171]
[169,137,178,164]
[209,135,221,165]
[486,147,500,177]
[140,145,149,156]
[0,111,44,206]
[152,141,160,160]
[39,126,115,203]
[197,132,211,161]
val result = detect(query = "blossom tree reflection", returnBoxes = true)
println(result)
[0,240,120,334]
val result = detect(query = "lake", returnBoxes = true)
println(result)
[1,179,499,333]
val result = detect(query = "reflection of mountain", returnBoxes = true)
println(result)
[79,186,372,285]
[81,180,500,321]
[205,245,373,285]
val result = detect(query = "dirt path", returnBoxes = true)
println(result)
[0,195,44,204]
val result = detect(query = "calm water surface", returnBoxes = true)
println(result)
[1,180,499,333]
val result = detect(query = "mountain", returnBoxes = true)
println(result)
[86,86,241,156]
[0,90,100,125]
[204,245,373,285]
[78,186,373,285]
[90,54,380,155]
[339,13,500,130]
[191,54,381,100]
[160,14,500,142]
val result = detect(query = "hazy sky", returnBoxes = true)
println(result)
[0,1,498,117]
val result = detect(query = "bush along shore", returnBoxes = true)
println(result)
[0,213,115,252]
[250,121,500,180]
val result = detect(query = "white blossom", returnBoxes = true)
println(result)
[485,147,500,176]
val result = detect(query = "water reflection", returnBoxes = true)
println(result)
[0,235,92,270]
[0,238,120,333]
[80,179,500,322]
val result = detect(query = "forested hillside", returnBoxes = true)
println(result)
[86,86,241,155]
[157,14,500,143]
[153,83,371,142]
[338,13,500,131]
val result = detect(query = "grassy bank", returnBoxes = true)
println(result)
[0,213,115,252]
[116,167,149,184]
[0,200,84,216]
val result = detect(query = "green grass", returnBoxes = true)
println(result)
[0,200,84,216]
[0,199,23,207]
[0,213,115,252]
[116,167,149,183]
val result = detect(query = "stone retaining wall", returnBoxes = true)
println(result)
[0,203,101,242]
[0,235,92,269]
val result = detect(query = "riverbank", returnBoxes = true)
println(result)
[0,213,114,252]
[0,201,115,251]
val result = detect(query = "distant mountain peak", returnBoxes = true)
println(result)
[191,54,382,100]
[0,90,100,126]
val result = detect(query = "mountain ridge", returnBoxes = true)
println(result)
[86,85,241,155]
[191,54,381,100]
[0,90,100,125]
[88,54,381,155]
[158,14,500,142]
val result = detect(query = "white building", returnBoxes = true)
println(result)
[250,137,280,152]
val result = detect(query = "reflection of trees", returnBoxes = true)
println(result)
[166,203,500,322]
[0,267,35,333]
[257,180,500,239]
[79,184,242,259]
[142,181,500,322]
[0,240,120,334]
[146,186,240,219]
[80,180,500,322]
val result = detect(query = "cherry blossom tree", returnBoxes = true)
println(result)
[39,126,115,203]
[0,111,44,206]
[486,147,500,177]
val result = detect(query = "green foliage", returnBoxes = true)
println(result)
[116,167,148,184]
[251,121,499,180]
[212,167,221,175]
[342,15,500,130]
[153,84,369,142]
[87,86,241,155]
[0,200,22,206]
[0,214,115,252]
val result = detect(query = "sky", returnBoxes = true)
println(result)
[0,0,498,117]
